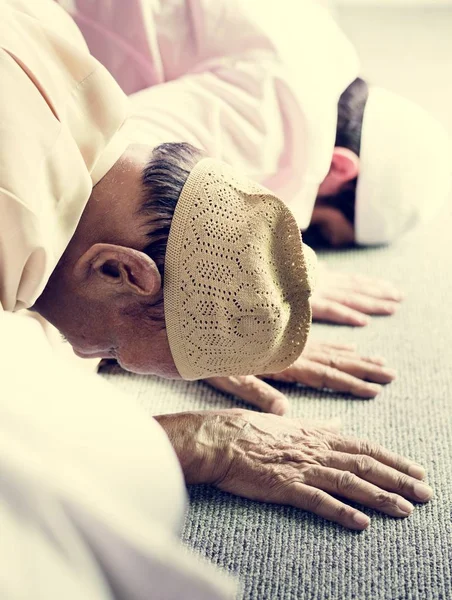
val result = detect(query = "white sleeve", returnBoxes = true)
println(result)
[0,311,236,600]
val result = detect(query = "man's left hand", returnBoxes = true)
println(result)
[206,340,396,415]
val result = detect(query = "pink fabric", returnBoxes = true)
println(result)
[59,0,158,95]
[55,0,359,228]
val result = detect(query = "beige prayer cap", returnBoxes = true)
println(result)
[164,159,316,380]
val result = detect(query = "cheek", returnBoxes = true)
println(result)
[116,336,180,378]
[327,215,355,247]
[311,207,355,247]
[116,347,155,375]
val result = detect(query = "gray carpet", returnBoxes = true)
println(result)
[101,196,452,600]
[100,7,452,600]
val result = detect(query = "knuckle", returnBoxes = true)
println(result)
[319,365,335,388]
[329,355,341,370]
[355,455,375,477]
[306,489,326,511]
[394,473,411,492]
[245,378,267,397]
[338,470,358,492]
[373,492,397,509]
[244,375,259,389]
[359,439,375,456]
[335,503,352,522]
[316,450,333,467]
[324,354,340,371]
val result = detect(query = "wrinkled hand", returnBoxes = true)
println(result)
[205,340,396,415]
[156,409,432,530]
[311,264,403,326]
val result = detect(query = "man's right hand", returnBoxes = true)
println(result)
[311,264,404,327]
[205,340,395,415]
[155,409,432,530]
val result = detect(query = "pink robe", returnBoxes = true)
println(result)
[57,0,359,229]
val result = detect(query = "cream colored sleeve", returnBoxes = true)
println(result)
[0,310,237,600]
[0,0,130,312]
[18,311,100,372]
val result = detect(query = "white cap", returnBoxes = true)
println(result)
[356,87,452,245]
[242,0,360,230]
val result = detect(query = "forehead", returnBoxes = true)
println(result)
[315,182,357,225]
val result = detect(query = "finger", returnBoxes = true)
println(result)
[316,350,386,367]
[265,359,382,398]
[287,483,370,530]
[349,354,386,367]
[324,452,433,504]
[323,292,399,316]
[205,376,289,416]
[306,341,357,353]
[311,299,370,327]
[303,467,415,518]
[350,284,403,302]
[333,274,403,301]
[304,343,387,366]
[299,352,397,384]
[327,436,428,481]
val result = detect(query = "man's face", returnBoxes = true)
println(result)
[33,140,182,379]
[60,300,180,378]
[303,195,356,248]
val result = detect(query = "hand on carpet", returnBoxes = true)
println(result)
[311,264,403,326]
[156,409,433,531]
[205,340,396,414]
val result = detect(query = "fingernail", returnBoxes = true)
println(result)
[368,384,382,395]
[408,464,426,479]
[369,356,386,365]
[353,513,370,528]
[358,318,370,326]
[382,368,397,379]
[413,482,433,502]
[385,303,398,314]
[397,498,414,515]
[270,397,289,417]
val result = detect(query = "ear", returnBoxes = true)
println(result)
[73,243,162,299]
[330,147,359,183]
[317,148,359,198]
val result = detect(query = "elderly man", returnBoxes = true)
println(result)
[51,0,431,410]
[52,0,452,411]
[0,1,434,597]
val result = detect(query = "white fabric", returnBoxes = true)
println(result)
[240,0,359,227]
[0,310,236,599]
[0,0,130,312]
[356,87,452,245]
[65,0,358,230]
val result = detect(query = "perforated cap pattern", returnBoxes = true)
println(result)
[164,159,314,380]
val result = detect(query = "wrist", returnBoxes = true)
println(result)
[154,409,245,485]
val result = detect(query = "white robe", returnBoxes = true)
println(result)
[57,0,359,229]
[0,1,234,597]
[0,311,236,599]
